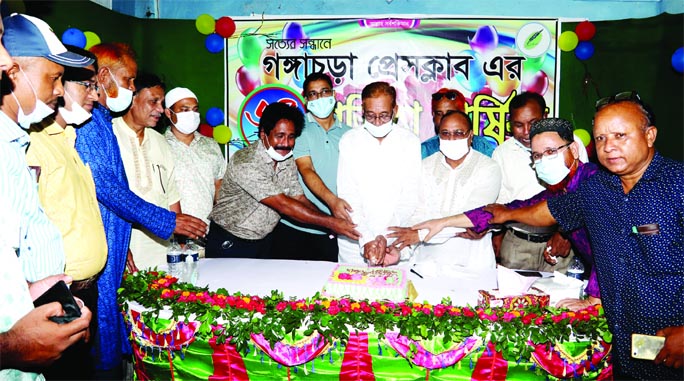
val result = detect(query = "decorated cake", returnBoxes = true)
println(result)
[322,265,408,301]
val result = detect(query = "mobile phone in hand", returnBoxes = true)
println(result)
[632,333,665,360]
[32,280,82,324]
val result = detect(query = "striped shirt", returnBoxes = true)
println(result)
[0,111,64,282]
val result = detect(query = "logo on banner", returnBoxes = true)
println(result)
[237,84,306,145]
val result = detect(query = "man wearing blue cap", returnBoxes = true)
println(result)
[0,12,94,381]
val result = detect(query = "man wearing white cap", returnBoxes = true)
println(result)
[0,12,93,381]
[164,87,226,226]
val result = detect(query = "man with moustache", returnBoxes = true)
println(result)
[0,13,93,380]
[207,102,358,259]
[74,43,206,377]
[113,73,180,270]
[25,45,106,378]
[482,94,683,380]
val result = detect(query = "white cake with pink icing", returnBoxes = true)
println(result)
[322,265,408,301]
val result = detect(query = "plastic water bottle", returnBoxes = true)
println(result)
[184,240,200,285]
[166,239,184,279]
[566,256,585,280]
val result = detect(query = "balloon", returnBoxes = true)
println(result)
[198,123,213,138]
[215,16,236,38]
[455,49,486,92]
[574,129,591,147]
[213,124,232,144]
[523,54,546,73]
[468,25,498,55]
[260,49,281,84]
[558,31,579,52]
[521,69,549,95]
[83,31,101,50]
[205,33,224,54]
[575,21,596,41]
[205,107,224,127]
[238,28,267,70]
[671,47,684,73]
[195,14,215,35]
[235,65,261,96]
[61,28,86,49]
[282,22,305,41]
[574,41,595,61]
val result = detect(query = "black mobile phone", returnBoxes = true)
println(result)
[515,270,543,278]
[32,280,82,324]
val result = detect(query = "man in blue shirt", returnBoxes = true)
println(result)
[271,72,355,261]
[485,94,683,380]
[74,42,207,377]
[420,88,495,159]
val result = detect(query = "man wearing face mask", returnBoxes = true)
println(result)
[273,72,353,261]
[208,102,358,259]
[387,111,501,269]
[25,45,106,378]
[164,87,226,226]
[413,118,601,310]
[73,43,207,377]
[337,81,421,265]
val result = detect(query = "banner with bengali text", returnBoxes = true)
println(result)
[226,17,558,156]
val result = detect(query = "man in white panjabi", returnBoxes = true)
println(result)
[388,110,501,270]
[112,73,180,269]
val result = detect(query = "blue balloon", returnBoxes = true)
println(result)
[575,41,595,61]
[61,28,86,49]
[205,107,224,127]
[672,47,684,73]
[205,33,224,54]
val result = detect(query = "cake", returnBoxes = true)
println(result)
[322,265,408,302]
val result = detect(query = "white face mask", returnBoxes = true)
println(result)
[307,96,336,119]
[439,138,470,161]
[170,110,200,135]
[12,68,55,129]
[105,69,133,112]
[263,139,293,162]
[363,120,392,138]
[534,154,570,185]
[58,91,92,126]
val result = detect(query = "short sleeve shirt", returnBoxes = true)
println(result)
[210,140,303,240]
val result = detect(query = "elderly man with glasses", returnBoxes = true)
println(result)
[336,81,421,265]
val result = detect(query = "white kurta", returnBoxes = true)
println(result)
[113,118,180,269]
[416,150,501,269]
[336,126,421,264]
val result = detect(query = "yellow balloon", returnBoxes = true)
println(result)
[213,124,232,144]
[559,31,579,52]
[83,31,101,50]
[574,129,591,146]
[195,14,216,35]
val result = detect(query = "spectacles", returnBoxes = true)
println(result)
[363,112,393,124]
[306,88,333,100]
[432,91,461,101]
[68,80,99,93]
[595,91,640,110]
[531,142,571,163]
[439,129,470,139]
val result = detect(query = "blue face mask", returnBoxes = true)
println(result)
[534,154,570,185]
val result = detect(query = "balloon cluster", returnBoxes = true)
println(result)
[61,28,101,50]
[558,21,596,61]
[202,107,231,144]
[195,14,236,54]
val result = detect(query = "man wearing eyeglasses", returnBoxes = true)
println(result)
[337,81,421,265]
[420,88,496,159]
[264,73,355,261]
[480,95,683,380]
[23,42,106,381]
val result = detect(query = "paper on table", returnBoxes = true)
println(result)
[496,265,539,296]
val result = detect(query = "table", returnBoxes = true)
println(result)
[121,259,612,380]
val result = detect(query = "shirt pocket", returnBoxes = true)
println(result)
[633,231,684,276]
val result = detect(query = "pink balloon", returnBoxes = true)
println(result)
[522,70,549,95]
[236,66,261,96]
[469,25,499,55]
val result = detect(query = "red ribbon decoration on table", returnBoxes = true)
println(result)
[340,332,376,381]
[208,336,249,381]
[471,341,509,381]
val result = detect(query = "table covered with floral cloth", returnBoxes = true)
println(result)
[119,259,613,380]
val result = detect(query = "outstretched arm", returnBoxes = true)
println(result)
[484,200,557,227]
[296,156,353,222]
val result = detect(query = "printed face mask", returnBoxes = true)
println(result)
[104,69,133,112]
[13,68,55,129]
[439,137,470,161]
[307,96,336,119]
[170,110,201,134]
[534,154,571,185]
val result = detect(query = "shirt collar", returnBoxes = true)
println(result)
[306,112,341,131]
[0,111,29,148]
